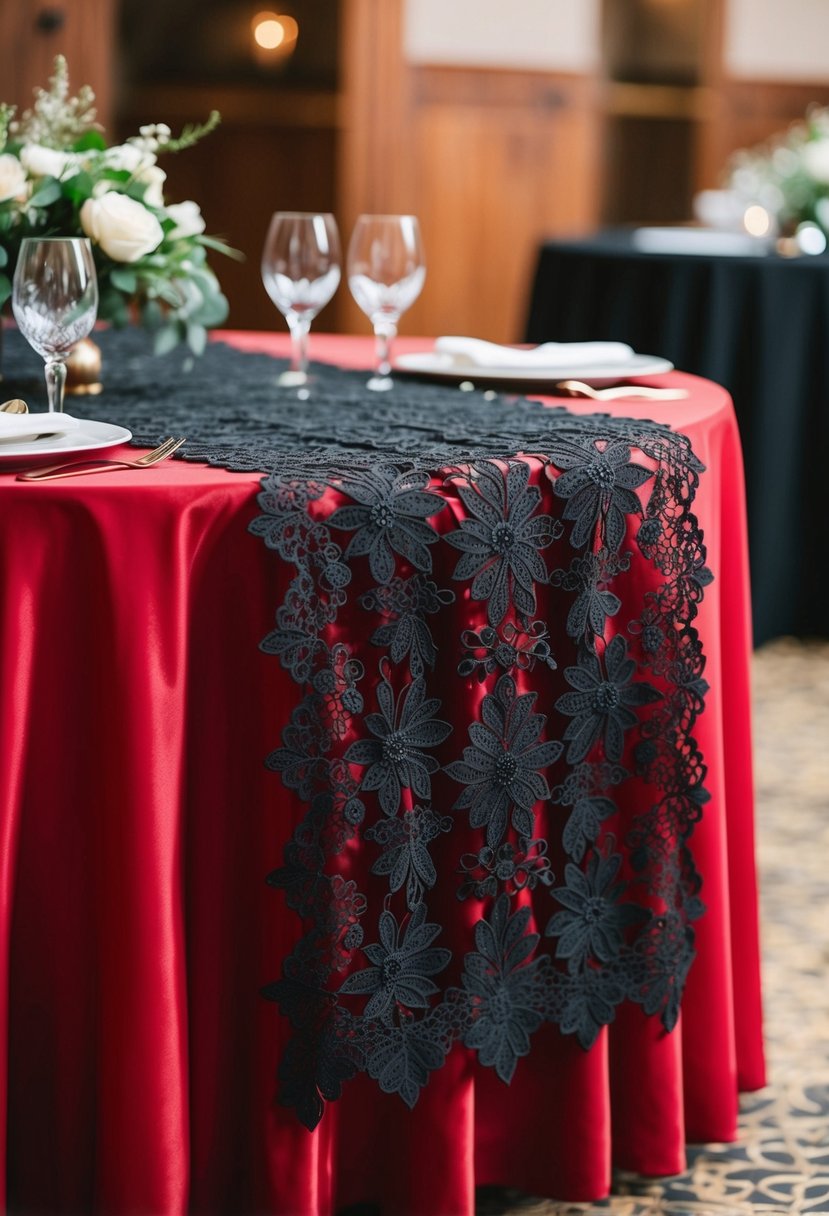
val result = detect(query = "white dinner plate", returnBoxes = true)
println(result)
[0,418,132,465]
[393,352,674,387]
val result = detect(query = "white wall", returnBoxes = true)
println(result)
[404,0,829,83]
[403,0,600,72]
[725,0,829,82]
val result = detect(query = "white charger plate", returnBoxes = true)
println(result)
[393,352,673,387]
[0,418,131,465]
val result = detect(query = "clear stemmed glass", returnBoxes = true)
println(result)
[12,237,98,413]
[347,214,426,391]
[261,212,342,387]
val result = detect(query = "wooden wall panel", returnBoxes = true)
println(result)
[0,0,115,131]
[603,114,696,225]
[337,0,413,334]
[120,93,339,333]
[407,69,601,341]
[698,79,829,189]
[338,0,413,220]
[337,0,601,342]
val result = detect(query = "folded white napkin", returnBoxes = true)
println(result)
[434,336,635,370]
[0,411,81,443]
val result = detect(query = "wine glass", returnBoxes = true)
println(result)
[261,212,341,387]
[347,214,426,391]
[12,237,98,413]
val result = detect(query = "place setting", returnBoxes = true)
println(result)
[0,399,132,469]
[1,234,143,475]
[394,335,688,398]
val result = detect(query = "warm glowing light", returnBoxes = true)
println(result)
[251,12,299,56]
[743,205,771,237]
[280,15,298,42]
[253,14,285,49]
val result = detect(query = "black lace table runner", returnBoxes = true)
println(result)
[4,328,711,1130]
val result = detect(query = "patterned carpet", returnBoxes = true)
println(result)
[480,639,829,1216]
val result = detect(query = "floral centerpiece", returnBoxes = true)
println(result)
[0,56,236,355]
[724,105,829,241]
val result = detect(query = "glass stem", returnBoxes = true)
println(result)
[45,357,67,414]
[288,315,311,376]
[374,320,397,377]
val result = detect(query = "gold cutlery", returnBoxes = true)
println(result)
[17,436,187,482]
[0,399,29,413]
[556,379,689,401]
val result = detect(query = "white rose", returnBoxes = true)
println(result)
[165,200,205,240]
[802,138,829,185]
[80,192,163,262]
[0,153,28,203]
[135,163,166,208]
[20,144,75,179]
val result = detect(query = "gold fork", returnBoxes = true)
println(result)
[555,379,689,401]
[17,436,187,481]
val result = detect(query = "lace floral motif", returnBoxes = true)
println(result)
[328,467,446,583]
[546,437,653,550]
[458,620,557,682]
[12,329,711,1128]
[546,844,646,971]
[550,550,630,644]
[446,674,563,847]
[339,904,452,1023]
[556,636,662,764]
[461,895,548,1082]
[366,806,453,909]
[457,838,554,901]
[361,576,455,678]
[344,666,452,817]
[445,460,561,626]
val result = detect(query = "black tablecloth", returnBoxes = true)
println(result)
[525,231,829,645]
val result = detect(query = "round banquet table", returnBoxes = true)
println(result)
[524,230,829,646]
[0,332,764,1215]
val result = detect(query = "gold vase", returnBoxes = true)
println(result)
[65,336,103,395]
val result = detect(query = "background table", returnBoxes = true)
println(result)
[525,231,829,646]
[0,334,764,1215]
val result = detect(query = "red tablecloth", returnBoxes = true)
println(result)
[0,333,764,1214]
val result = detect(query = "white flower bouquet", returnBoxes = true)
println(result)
[725,105,829,240]
[0,56,237,355]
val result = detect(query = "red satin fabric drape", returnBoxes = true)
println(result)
[0,334,764,1214]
